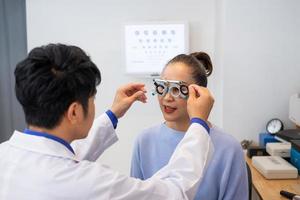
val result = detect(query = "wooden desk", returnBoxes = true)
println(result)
[245,156,300,200]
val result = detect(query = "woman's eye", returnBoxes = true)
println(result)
[156,85,165,94]
[180,86,189,95]
[170,87,180,95]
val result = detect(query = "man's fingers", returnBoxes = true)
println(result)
[122,83,146,97]
[111,83,147,119]
[129,90,147,103]
[190,84,206,98]
[122,83,145,92]
[139,93,147,103]
[188,85,197,99]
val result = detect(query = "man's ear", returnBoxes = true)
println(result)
[66,102,83,124]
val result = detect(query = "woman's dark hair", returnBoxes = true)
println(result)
[165,52,213,87]
[15,43,101,129]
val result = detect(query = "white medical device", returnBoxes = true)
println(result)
[289,93,300,126]
[266,142,291,157]
[252,156,298,179]
[152,79,189,99]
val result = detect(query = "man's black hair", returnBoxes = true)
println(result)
[15,44,101,129]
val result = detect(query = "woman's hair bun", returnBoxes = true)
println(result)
[190,52,213,77]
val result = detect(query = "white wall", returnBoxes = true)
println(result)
[220,0,300,142]
[26,0,219,174]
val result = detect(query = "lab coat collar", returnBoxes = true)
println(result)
[8,130,79,161]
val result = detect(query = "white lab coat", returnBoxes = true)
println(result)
[0,113,213,200]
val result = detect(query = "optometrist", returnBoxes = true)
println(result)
[0,44,214,200]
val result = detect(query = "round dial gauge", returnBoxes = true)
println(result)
[266,118,284,134]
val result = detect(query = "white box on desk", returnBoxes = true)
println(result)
[266,142,291,157]
[252,156,298,179]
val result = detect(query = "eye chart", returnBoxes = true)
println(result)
[124,22,189,76]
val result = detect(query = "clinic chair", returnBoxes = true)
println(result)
[246,162,252,200]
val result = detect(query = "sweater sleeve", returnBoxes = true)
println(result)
[222,143,249,200]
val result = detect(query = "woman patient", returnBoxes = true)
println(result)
[130,52,248,200]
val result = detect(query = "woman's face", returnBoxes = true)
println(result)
[158,62,195,123]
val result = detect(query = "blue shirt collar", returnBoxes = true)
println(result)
[23,129,75,154]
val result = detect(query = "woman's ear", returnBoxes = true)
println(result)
[66,102,83,124]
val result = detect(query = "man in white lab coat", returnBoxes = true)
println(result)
[0,44,214,200]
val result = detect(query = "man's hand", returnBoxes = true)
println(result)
[110,83,147,118]
[187,84,214,121]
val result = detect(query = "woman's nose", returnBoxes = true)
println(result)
[163,92,174,101]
